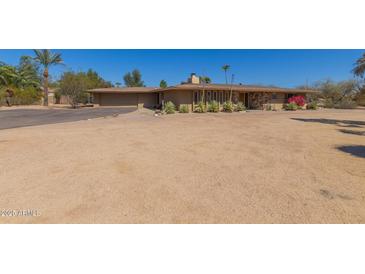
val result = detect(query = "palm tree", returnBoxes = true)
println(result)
[222,65,230,84]
[200,76,211,104]
[0,65,17,87]
[353,53,365,78]
[13,69,41,89]
[33,49,63,106]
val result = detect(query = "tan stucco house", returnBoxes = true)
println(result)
[89,73,317,110]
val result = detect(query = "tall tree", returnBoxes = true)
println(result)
[15,56,41,89]
[123,69,144,87]
[222,64,230,84]
[353,52,365,78]
[159,80,167,88]
[0,65,17,87]
[313,79,361,106]
[59,72,87,108]
[85,69,112,89]
[33,49,63,106]
[200,76,209,105]
[0,58,41,89]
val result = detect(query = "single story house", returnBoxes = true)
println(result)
[89,73,318,110]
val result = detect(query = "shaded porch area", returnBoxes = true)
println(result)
[192,90,295,110]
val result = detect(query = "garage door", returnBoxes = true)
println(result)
[100,93,138,106]
[138,93,158,108]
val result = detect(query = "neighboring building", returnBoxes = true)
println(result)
[89,73,318,110]
[46,88,70,105]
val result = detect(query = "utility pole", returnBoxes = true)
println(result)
[229,74,235,102]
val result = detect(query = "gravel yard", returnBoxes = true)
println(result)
[0,108,364,223]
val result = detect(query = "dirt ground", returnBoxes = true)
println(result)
[1,108,364,223]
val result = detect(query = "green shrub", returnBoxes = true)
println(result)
[306,101,318,110]
[222,101,234,112]
[164,101,176,114]
[179,104,189,113]
[54,90,61,104]
[235,101,246,112]
[194,101,206,113]
[264,104,272,111]
[284,102,298,111]
[0,87,42,106]
[356,91,365,106]
[79,92,89,105]
[334,100,357,109]
[207,100,219,112]
[59,72,87,108]
[323,99,334,108]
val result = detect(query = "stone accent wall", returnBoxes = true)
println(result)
[249,92,271,109]
[232,91,240,104]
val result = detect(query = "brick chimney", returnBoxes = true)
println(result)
[188,73,200,84]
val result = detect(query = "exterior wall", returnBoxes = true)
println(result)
[192,90,232,111]
[100,93,138,106]
[48,93,71,105]
[91,92,157,108]
[247,92,307,110]
[47,93,55,105]
[163,90,193,112]
[265,93,286,110]
[92,93,100,106]
[248,92,270,109]
[59,95,70,105]
[160,90,310,111]
[137,93,158,109]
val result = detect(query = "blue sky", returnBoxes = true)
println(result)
[0,49,363,88]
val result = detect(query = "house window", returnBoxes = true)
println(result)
[272,93,277,99]
[194,91,198,103]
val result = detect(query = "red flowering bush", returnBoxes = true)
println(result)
[288,95,306,107]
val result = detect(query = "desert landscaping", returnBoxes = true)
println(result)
[0,108,364,223]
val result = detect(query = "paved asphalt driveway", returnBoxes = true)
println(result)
[0,107,136,130]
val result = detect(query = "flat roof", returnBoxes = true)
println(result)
[154,83,319,93]
[89,84,319,94]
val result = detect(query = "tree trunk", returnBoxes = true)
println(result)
[43,69,49,106]
[225,71,227,85]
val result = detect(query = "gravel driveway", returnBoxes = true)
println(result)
[0,107,136,130]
